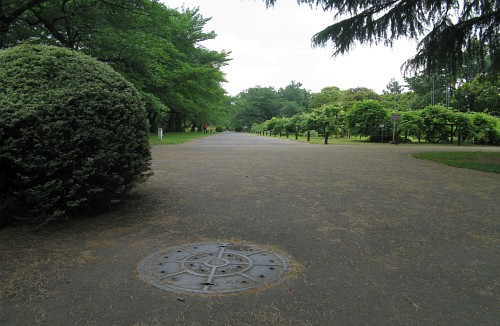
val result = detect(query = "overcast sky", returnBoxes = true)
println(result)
[163,0,420,95]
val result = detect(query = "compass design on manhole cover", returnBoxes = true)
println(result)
[137,243,288,294]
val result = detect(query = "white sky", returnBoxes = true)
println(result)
[163,0,420,95]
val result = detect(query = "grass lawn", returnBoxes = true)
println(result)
[149,132,214,145]
[413,151,500,173]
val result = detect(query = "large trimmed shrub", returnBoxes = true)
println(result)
[0,45,152,226]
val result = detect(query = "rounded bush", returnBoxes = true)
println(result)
[0,45,152,226]
[215,126,224,132]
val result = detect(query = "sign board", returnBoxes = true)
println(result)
[390,114,401,121]
[379,124,385,128]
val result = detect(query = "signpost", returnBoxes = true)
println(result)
[379,124,385,142]
[158,128,163,141]
[390,114,401,121]
[390,114,401,144]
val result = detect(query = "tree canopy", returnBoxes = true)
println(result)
[230,82,312,128]
[264,0,499,80]
[0,0,229,131]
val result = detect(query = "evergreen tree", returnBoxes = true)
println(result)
[265,0,499,79]
[383,78,404,95]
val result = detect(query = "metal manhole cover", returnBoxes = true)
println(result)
[137,243,288,294]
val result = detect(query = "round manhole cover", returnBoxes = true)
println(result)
[138,243,288,294]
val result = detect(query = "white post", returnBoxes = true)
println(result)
[158,128,163,141]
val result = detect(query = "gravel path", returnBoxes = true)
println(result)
[1,133,499,325]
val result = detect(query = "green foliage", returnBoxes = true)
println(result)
[470,112,499,144]
[398,111,426,140]
[0,0,229,132]
[253,83,498,144]
[249,123,262,133]
[405,73,453,110]
[231,86,280,128]
[230,82,311,129]
[87,4,229,131]
[0,45,151,226]
[346,100,390,140]
[303,130,319,137]
[380,92,414,112]
[277,81,311,116]
[310,86,342,108]
[339,87,380,110]
[419,105,457,143]
[215,126,224,132]
[287,112,310,132]
[454,112,475,143]
[263,117,290,133]
[453,77,500,116]
[303,104,345,134]
[0,0,147,49]
[383,78,404,95]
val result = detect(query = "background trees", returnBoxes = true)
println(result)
[230,82,312,129]
[252,0,498,143]
[238,77,498,144]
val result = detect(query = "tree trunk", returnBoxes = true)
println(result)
[166,111,184,132]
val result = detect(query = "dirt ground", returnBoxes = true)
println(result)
[1,133,499,325]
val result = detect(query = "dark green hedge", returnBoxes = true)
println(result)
[0,45,152,226]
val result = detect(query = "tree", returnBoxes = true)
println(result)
[0,1,230,132]
[405,73,454,110]
[419,105,457,143]
[398,111,425,142]
[84,4,229,131]
[383,78,404,95]
[0,0,146,49]
[304,104,344,134]
[264,0,499,79]
[277,81,311,116]
[230,83,311,129]
[309,86,342,108]
[382,78,405,112]
[453,76,500,116]
[470,112,499,144]
[339,87,380,110]
[264,117,289,133]
[346,100,390,141]
[231,86,281,129]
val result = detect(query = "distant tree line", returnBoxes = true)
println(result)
[242,0,499,144]
[231,75,499,144]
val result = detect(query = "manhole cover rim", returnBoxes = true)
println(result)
[137,242,289,295]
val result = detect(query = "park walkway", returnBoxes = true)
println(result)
[1,133,499,325]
